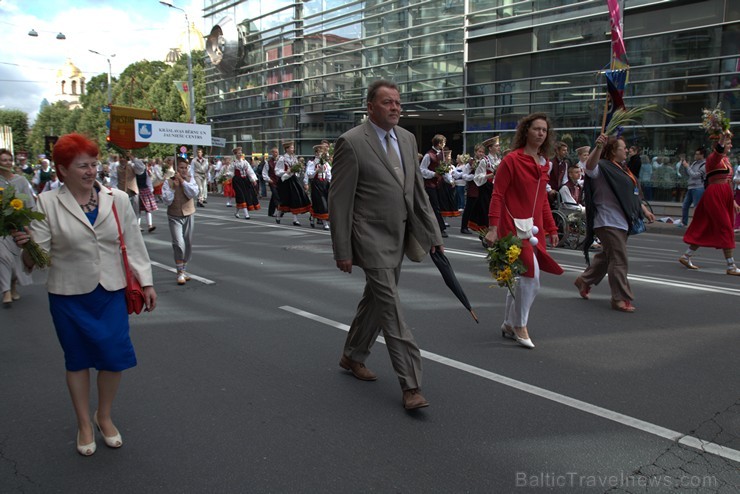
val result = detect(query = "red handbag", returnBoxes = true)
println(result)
[111,201,147,314]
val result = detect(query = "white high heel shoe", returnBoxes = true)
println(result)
[500,323,516,340]
[76,425,96,456]
[513,327,535,349]
[94,411,122,448]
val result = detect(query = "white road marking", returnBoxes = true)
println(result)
[280,305,740,464]
[444,249,740,296]
[150,261,216,284]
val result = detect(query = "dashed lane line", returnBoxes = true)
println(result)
[444,248,740,297]
[280,305,740,464]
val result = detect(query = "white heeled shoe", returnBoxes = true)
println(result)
[94,411,122,448]
[515,336,535,349]
[500,323,516,340]
[76,425,96,456]
[513,327,535,349]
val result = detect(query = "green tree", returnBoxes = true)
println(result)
[77,73,112,151]
[28,102,76,157]
[0,109,30,153]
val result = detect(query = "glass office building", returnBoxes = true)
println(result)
[203,0,738,202]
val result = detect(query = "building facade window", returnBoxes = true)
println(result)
[204,0,738,203]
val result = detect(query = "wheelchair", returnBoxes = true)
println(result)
[550,195,586,249]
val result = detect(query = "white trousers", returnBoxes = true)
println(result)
[504,255,540,328]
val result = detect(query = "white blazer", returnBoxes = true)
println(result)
[31,182,154,295]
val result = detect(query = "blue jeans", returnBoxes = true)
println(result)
[682,188,704,226]
[456,185,466,210]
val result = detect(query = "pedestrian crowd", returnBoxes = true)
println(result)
[1,79,738,456]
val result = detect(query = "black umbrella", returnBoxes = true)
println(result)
[430,249,479,323]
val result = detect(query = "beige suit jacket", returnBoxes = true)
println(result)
[31,182,154,295]
[329,120,442,269]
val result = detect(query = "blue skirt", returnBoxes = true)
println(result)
[49,285,137,372]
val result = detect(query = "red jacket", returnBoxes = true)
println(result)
[489,148,563,277]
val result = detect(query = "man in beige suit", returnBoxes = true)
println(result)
[329,80,443,410]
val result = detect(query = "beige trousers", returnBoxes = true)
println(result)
[343,265,423,391]
[580,226,634,302]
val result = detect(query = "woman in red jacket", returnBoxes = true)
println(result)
[485,113,563,349]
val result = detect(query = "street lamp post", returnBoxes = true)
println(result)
[159,1,196,125]
[88,50,116,105]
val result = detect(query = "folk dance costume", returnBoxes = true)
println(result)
[459,159,479,234]
[275,146,311,225]
[162,172,198,285]
[468,157,496,232]
[306,152,332,230]
[680,139,740,275]
[219,161,235,206]
[136,166,158,232]
[232,157,260,219]
[437,170,460,218]
[419,147,448,236]
[190,153,209,206]
[262,154,281,217]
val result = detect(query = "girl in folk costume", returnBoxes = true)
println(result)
[485,114,563,348]
[419,134,449,237]
[437,148,461,219]
[452,153,468,212]
[219,156,235,206]
[149,158,165,203]
[472,136,501,232]
[679,130,740,275]
[275,141,311,226]
[459,150,480,234]
[306,144,332,230]
[33,158,53,194]
[231,148,260,219]
[162,158,198,285]
[136,160,158,233]
[467,143,491,232]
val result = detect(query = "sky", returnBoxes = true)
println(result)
[0,0,205,123]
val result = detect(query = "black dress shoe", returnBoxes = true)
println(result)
[441,230,448,238]
[460,228,472,234]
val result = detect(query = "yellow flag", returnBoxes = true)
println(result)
[173,81,191,122]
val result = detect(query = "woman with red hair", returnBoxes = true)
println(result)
[12,133,157,456]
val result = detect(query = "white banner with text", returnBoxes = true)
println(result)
[134,120,212,145]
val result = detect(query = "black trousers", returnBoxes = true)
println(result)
[424,186,446,232]
[268,184,281,216]
[461,195,478,230]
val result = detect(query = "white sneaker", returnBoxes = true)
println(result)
[177,273,186,285]
[324,224,330,230]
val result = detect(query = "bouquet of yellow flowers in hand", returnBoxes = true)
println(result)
[0,185,50,267]
[484,233,526,298]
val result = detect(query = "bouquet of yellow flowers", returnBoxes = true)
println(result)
[0,185,51,267]
[700,103,731,139]
[484,233,526,298]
